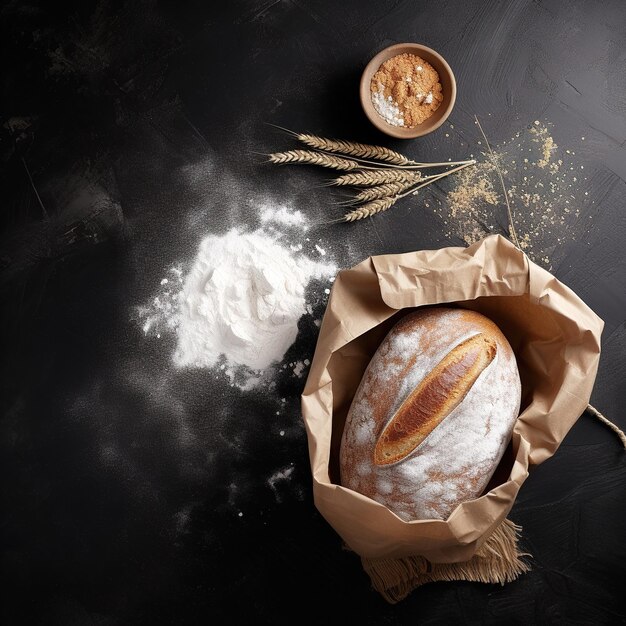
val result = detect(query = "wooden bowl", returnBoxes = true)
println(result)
[360,43,456,139]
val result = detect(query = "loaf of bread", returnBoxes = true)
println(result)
[339,306,521,521]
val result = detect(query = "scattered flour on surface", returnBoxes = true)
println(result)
[267,465,297,503]
[138,218,336,390]
[259,203,309,230]
[139,268,183,335]
[267,466,294,488]
[429,120,585,269]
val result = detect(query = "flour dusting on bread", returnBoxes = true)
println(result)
[339,307,521,521]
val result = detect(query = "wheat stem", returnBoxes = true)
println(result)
[403,160,475,195]
[474,115,521,249]
[396,159,476,169]
[319,151,476,170]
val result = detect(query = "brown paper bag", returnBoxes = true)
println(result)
[301,234,603,601]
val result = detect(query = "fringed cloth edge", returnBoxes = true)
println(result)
[361,518,531,604]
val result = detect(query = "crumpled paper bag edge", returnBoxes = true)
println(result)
[301,234,603,561]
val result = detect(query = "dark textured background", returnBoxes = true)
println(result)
[1,1,626,624]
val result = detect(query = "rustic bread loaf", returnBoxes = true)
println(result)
[339,306,521,521]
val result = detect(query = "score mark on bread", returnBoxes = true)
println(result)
[373,333,497,466]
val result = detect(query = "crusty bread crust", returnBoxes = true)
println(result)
[339,307,521,521]
[374,333,497,466]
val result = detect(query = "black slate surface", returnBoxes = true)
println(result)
[1,1,626,624]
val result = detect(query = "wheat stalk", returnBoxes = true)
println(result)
[331,169,423,186]
[265,128,476,225]
[339,160,476,223]
[473,115,521,248]
[296,133,418,166]
[268,150,360,171]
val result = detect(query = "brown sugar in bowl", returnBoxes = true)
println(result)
[360,43,456,139]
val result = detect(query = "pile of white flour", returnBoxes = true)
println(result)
[139,222,336,389]
[175,228,333,370]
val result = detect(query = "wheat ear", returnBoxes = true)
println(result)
[330,170,424,186]
[296,133,418,166]
[343,181,420,204]
[344,197,398,222]
[268,150,360,171]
